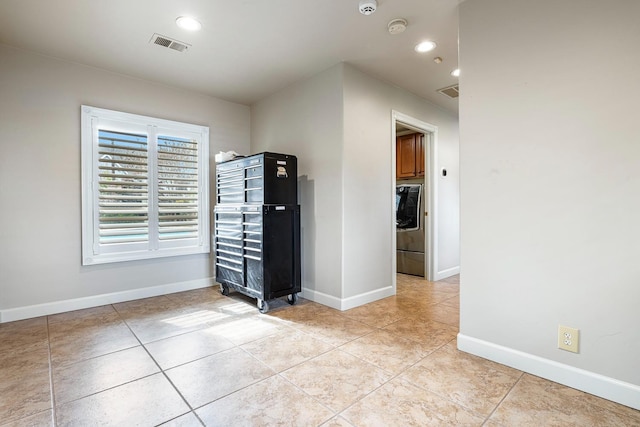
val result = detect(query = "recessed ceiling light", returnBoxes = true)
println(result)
[176,16,202,31]
[414,41,437,53]
[451,68,461,77]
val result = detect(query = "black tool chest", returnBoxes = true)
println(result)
[214,152,301,313]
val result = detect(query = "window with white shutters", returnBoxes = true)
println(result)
[98,130,149,245]
[157,135,199,241]
[81,106,209,265]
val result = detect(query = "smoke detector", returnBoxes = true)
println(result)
[359,0,377,15]
[388,18,408,35]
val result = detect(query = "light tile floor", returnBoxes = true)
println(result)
[1,274,639,426]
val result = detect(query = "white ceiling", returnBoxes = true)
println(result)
[0,0,460,113]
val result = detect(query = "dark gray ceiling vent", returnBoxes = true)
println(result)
[438,84,459,99]
[149,34,190,52]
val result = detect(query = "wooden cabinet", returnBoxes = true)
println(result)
[396,133,424,179]
[416,133,425,177]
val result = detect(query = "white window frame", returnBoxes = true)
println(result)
[81,105,210,265]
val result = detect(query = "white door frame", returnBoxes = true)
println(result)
[391,110,438,286]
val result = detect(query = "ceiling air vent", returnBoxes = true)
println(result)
[438,84,459,99]
[149,33,191,52]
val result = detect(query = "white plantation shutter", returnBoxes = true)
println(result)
[157,135,199,241]
[98,130,149,244]
[81,106,209,265]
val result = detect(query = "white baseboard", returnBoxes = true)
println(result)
[457,333,640,411]
[340,286,394,310]
[434,266,460,281]
[301,286,394,311]
[300,288,343,310]
[0,278,215,323]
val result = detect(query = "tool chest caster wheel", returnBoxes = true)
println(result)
[257,299,270,313]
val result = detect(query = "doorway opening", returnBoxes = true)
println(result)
[391,111,438,287]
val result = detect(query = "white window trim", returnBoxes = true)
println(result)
[81,105,210,265]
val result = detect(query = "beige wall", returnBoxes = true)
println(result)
[252,63,460,308]
[251,64,345,304]
[458,0,640,407]
[342,64,460,299]
[0,45,250,317]
[0,43,460,318]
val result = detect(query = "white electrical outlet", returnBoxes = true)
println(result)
[558,325,579,353]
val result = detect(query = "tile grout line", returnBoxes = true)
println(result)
[45,315,58,427]
[179,345,306,413]
[481,371,525,425]
[49,306,181,407]
[364,336,506,421]
[190,332,376,424]
[112,303,206,427]
[332,335,458,423]
[51,372,161,407]
[398,341,508,420]
[250,293,460,423]
[112,296,313,419]
[274,371,340,426]
[331,317,436,420]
